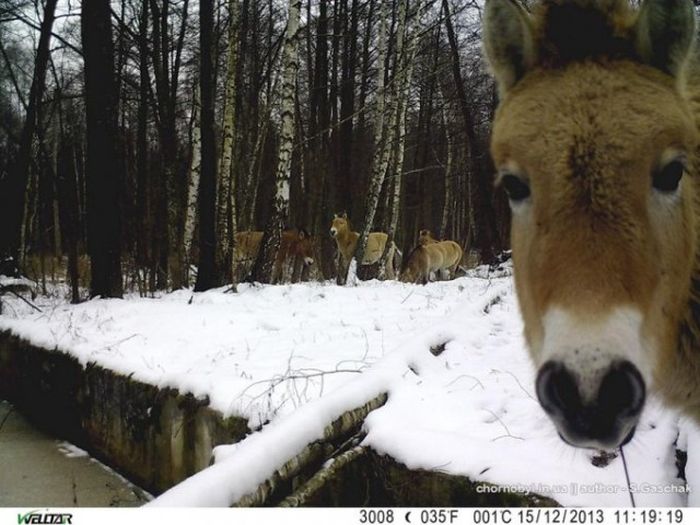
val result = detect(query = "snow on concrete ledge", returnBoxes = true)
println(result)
[0,271,692,507]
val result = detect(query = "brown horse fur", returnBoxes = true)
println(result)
[401,230,463,284]
[234,229,314,283]
[483,0,700,448]
[329,213,397,279]
[418,229,439,246]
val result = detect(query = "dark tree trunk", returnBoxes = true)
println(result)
[81,0,123,298]
[148,0,170,288]
[148,0,189,289]
[136,4,151,276]
[310,0,337,280]
[56,137,81,304]
[357,0,375,132]
[329,0,343,212]
[2,0,57,264]
[195,0,222,291]
[338,0,359,216]
[442,0,498,264]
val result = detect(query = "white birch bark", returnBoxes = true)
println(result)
[272,0,301,220]
[439,90,454,239]
[217,0,240,280]
[379,0,422,279]
[347,0,391,284]
[183,83,201,285]
[252,0,301,282]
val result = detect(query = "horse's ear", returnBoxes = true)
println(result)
[341,211,348,219]
[483,0,535,96]
[298,228,309,240]
[635,0,695,78]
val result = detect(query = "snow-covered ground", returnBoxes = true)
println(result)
[0,276,490,428]
[0,269,694,506]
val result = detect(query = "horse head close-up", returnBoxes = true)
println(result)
[484,0,700,449]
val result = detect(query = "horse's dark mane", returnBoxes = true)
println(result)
[534,0,636,68]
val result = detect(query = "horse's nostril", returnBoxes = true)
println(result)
[620,426,637,446]
[536,361,581,416]
[598,361,645,417]
[537,358,646,448]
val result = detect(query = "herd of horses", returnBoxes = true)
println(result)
[233,213,465,285]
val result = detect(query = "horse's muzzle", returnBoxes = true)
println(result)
[535,360,645,449]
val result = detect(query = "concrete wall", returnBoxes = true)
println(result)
[280,448,559,507]
[0,331,249,495]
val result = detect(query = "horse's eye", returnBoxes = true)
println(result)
[501,174,531,202]
[653,160,685,193]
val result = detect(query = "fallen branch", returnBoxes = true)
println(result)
[232,393,387,506]
[0,286,42,313]
[280,446,369,507]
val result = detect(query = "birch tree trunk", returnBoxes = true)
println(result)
[439,90,454,239]
[353,0,407,283]
[379,0,422,279]
[251,0,301,284]
[217,0,240,283]
[343,0,389,284]
[183,84,201,287]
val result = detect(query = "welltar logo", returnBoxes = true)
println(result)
[16,510,73,524]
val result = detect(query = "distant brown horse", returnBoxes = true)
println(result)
[329,213,397,279]
[417,229,439,246]
[484,0,700,449]
[234,229,314,283]
[400,230,463,284]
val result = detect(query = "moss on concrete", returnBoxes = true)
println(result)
[0,331,249,495]
[280,447,560,507]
